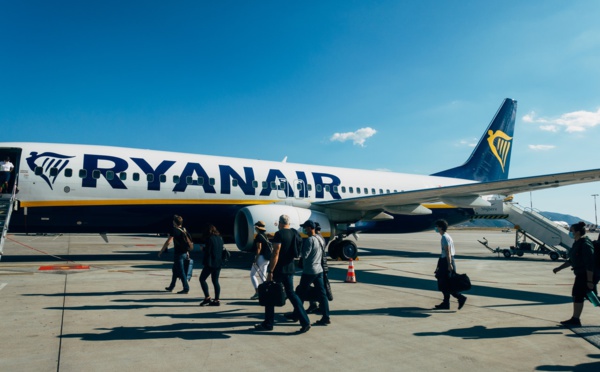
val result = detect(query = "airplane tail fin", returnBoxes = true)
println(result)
[431,98,517,182]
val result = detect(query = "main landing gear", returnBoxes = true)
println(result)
[327,237,358,261]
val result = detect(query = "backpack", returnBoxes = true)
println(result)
[179,227,194,252]
[291,228,302,258]
[258,234,273,260]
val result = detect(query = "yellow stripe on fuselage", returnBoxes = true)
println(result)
[19,199,278,208]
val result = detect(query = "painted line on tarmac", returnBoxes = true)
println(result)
[0,283,6,291]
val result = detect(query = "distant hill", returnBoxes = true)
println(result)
[458,211,593,229]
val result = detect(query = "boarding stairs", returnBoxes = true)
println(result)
[474,200,573,254]
[0,184,17,261]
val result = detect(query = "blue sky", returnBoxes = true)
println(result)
[2,1,600,223]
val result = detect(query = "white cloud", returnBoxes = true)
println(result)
[458,138,478,147]
[330,127,377,147]
[522,108,600,133]
[529,144,556,151]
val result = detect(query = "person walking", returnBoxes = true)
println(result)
[250,221,271,300]
[306,222,329,314]
[199,224,224,306]
[0,156,14,193]
[254,214,310,333]
[159,215,191,294]
[553,221,597,326]
[293,220,330,326]
[433,219,467,310]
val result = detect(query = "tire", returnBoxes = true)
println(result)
[340,240,358,261]
[549,252,559,261]
[503,249,511,258]
[516,251,524,257]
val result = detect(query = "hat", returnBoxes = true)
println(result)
[254,221,266,231]
[300,220,316,229]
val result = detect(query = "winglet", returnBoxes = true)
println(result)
[431,98,517,182]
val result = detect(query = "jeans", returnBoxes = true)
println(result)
[264,273,309,328]
[295,272,330,321]
[168,252,190,291]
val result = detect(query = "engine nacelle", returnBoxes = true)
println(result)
[234,205,331,251]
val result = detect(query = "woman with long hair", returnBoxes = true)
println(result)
[199,224,224,306]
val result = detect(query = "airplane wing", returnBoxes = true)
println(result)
[313,168,600,213]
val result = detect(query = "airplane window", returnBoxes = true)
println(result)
[198,177,204,185]
[133,173,140,181]
[186,176,193,185]
[296,183,302,190]
[364,188,368,194]
[146,174,154,182]
[232,179,238,187]
[49,167,58,177]
[348,187,353,193]
[79,169,87,178]
[159,174,166,183]
[64,168,73,177]
[173,175,180,184]
[252,180,258,188]
[341,186,346,193]
[357,188,361,194]
[325,185,330,192]
[316,185,322,192]
[106,171,114,181]
[92,170,101,179]
[379,189,383,194]
[386,189,390,194]
[262,181,268,189]
[119,172,127,181]
[307,184,312,191]
[209,178,215,186]
[333,185,338,193]
[34,167,43,176]
[394,190,399,193]
[371,188,375,195]
[270,181,277,190]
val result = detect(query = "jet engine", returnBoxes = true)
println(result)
[234,205,331,251]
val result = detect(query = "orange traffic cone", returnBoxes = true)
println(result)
[345,259,356,283]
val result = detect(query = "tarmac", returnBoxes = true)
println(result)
[1,229,600,371]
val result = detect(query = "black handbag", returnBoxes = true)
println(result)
[449,272,471,292]
[258,281,287,307]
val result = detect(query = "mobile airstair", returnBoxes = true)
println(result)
[0,183,17,261]
[473,200,573,260]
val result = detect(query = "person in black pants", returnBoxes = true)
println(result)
[254,214,310,333]
[199,224,224,306]
[433,219,467,310]
[158,215,191,294]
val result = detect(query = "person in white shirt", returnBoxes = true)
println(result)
[433,219,467,310]
[0,157,14,193]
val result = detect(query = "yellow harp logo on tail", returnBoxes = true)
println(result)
[487,130,512,173]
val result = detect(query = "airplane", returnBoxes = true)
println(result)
[2,98,600,260]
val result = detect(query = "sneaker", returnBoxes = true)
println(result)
[284,313,299,322]
[165,287,174,292]
[254,322,273,331]
[458,296,467,310]
[199,298,212,306]
[315,318,331,326]
[306,303,319,313]
[208,299,221,306]
[177,289,189,294]
[560,318,581,327]
[298,324,311,334]
[250,293,260,300]
[434,302,450,310]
